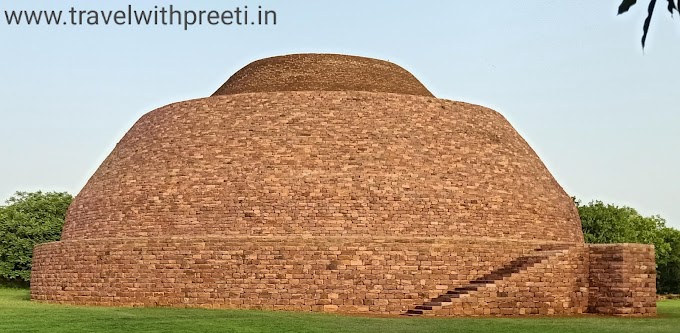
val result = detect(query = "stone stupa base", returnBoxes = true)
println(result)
[32,236,655,316]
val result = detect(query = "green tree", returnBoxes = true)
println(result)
[658,227,680,293]
[618,0,680,48]
[0,191,72,286]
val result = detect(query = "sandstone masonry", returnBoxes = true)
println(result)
[30,54,656,316]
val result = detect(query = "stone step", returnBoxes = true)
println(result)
[434,295,460,302]
[537,244,572,251]
[454,286,478,292]
[415,304,442,310]
[470,280,495,284]
[424,301,452,307]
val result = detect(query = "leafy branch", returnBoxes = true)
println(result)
[618,0,679,48]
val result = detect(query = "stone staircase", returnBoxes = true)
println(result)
[404,244,571,316]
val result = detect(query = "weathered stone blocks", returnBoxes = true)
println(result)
[31,238,656,316]
[30,54,656,316]
[212,54,434,97]
[31,237,585,314]
[60,91,583,243]
[588,244,656,316]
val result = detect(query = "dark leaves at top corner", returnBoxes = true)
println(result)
[618,0,639,15]
[642,0,658,49]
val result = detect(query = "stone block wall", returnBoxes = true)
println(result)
[32,238,657,316]
[414,245,590,316]
[588,244,656,316]
[212,54,434,97]
[60,92,583,243]
[483,245,590,315]
[32,237,579,314]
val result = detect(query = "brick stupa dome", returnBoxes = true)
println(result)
[212,54,434,97]
[31,54,656,317]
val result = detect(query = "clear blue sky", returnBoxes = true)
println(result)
[1,1,679,228]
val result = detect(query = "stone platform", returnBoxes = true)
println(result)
[31,237,655,316]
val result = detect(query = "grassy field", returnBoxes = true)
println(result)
[1,289,679,333]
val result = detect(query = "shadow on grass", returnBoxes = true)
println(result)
[0,287,31,301]
[0,278,29,289]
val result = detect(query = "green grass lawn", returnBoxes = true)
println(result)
[1,289,679,333]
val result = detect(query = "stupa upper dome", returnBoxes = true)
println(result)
[212,54,434,97]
